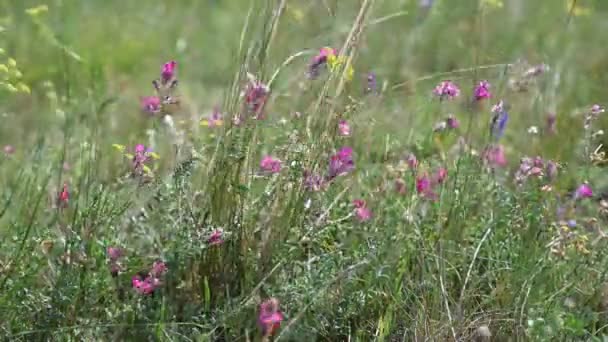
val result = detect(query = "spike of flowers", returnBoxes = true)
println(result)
[328,147,355,180]
[433,80,460,100]
[132,144,155,176]
[490,100,509,139]
[258,298,284,338]
[260,156,282,174]
[141,60,179,116]
[473,80,491,101]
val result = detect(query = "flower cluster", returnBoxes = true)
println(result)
[132,260,168,295]
[514,156,558,185]
[433,80,460,100]
[242,73,270,120]
[141,60,179,115]
[308,47,336,79]
[416,167,448,200]
[113,143,160,177]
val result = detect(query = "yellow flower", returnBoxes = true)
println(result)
[327,55,354,81]
[16,82,30,94]
[566,0,591,16]
[112,144,126,152]
[148,152,160,160]
[25,5,49,17]
[480,0,503,9]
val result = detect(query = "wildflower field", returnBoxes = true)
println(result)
[2,0,608,340]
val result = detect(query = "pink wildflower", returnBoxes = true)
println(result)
[132,275,156,295]
[308,47,336,79]
[204,107,223,127]
[161,60,177,84]
[407,153,418,170]
[244,75,270,117]
[304,171,325,192]
[260,156,282,174]
[353,199,372,222]
[446,115,460,129]
[575,183,593,199]
[107,247,123,262]
[483,145,507,168]
[3,145,14,155]
[131,144,155,176]
[433,167,448,184]
[338,120,351,136]
[258,298,284,337]
[57,183,69,208]
[395,179,406,194]
[208,229,224,246]
[473,80,491,101]
[150,260,168,278]
[140,96,161,114]
[328,147,355,179]
[416,175,431,195]
[433,80,460,100]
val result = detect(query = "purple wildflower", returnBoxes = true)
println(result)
[433,80,460,100]
[473,80,491,101]
[365,72,377,94]
[446,114,460,129]
[260,156,282,174]
[244,74,270,118]
[304,171,325,192]
[575,183,593,199]
[328,147,355,179]
[161,60,177,84]
[490,100,509,139]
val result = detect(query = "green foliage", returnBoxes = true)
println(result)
[1,0,608,340]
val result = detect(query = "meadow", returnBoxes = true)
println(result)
[1,0,608,340]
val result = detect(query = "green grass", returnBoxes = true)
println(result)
[1,0,608,340]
